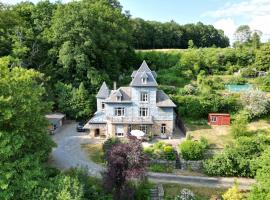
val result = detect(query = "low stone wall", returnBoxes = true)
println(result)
[150,159,176,168]
[180,159,203,171]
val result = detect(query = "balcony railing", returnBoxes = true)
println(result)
[107,116,153,124]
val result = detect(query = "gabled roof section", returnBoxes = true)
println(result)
[156,90,176,107]
[104,87,132,103]
[96,82,110,99]
[115,90,122,97]
[130,61,158,87]
[137,60,152,73]
[140,71,148,78]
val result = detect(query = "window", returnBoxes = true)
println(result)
[117,96,122,101]
[101,102,105,110]
[115,125,124,137]
[211,116,217,122]
[141,77,147,84]
[114,107,125,116]
[140,125,148,134]
[140,92,148,102]
[115,132,124,137]
[139,107,148,117]
[128,124,132,133]
[161,124,166,134]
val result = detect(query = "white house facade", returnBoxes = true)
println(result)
[84,61,176,138]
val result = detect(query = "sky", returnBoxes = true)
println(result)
[3,0,270,42]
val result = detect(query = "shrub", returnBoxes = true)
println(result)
[222,182,244,200]
[179,139,208,161]
[203,135,270,177]
[241,90,270,118]
[148,163,174,173]
[144,142,177,161]
[163,146,176,160]
[230,112,250,138]
[174,188,196,200]
[102,137,121,160]
[228,75,247,85]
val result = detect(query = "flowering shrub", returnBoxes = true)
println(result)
[174,188,195,200]
[144,141,176,161]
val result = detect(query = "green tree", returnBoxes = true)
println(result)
[248,148,270,200]
[234,25,252,45]
[0,58,54,199]
[254,42,270,71]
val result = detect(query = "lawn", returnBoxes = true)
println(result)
[185,121,233,149]
[81,143,105,165]
[163,183,226,200]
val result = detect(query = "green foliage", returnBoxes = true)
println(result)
[248,148,270,200]
[173,94,241,119]
[228,75,247,85]
[144,141,176,161]
[54,82,95,120]
[179,138,209,161]
[132,19,229,49]
[203,135,270,177]
[134,181,154,200]
[148,163,174,173]
[230,112,250,138]
[241,90,270,118]
[255,42,270,71]
[0,62,55,199]
[222,181,244,200]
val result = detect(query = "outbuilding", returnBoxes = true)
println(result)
[45,113,66,134]
[208,113,230,126]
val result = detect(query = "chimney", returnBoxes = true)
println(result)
[113,82,117,90]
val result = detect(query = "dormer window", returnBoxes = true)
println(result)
[117,96,122,101]
[141,77,147,84]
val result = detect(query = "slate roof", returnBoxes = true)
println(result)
[156,90,176,107]
[130,61,158,87]
[96,82,110,99]
[104,87,132,103]
[84,112,107,128]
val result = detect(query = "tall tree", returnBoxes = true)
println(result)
[234,25,252,44]
[0,57,54,199]
[254,42,270,71]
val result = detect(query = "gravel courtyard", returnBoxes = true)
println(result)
[49,121,104,177]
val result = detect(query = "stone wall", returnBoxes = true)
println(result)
[180,159,203,171]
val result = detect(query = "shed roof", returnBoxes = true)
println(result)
[208,113,230,116]
[45,113,65,119]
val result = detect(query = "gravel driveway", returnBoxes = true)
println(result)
[49,121,104,177]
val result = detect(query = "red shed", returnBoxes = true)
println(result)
[208,113,230,126]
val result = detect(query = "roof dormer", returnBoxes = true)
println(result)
[115,90,122,101]
[141,72,148,84]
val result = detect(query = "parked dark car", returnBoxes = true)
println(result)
[76,122,85,132]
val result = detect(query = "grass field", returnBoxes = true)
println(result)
[163,183,226,200]
[81,143,105,165]
[185,118,270,149]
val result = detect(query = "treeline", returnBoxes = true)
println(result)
[131,18,230,49]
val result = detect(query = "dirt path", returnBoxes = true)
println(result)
[49,122,255,189]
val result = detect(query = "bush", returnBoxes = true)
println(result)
[144,141,177,161]
[148,163,174,173]
[203,135,270,177]
[102,137,121,160]
[134,181,154,200]
[228,75,247,85]
[241,90,270,118]
[230,112,250,138]
[222,182,244,200]
[179,139,208,161]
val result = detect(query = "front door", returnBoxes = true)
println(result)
[94,129,100,137]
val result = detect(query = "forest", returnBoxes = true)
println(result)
[1,0,270,199]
